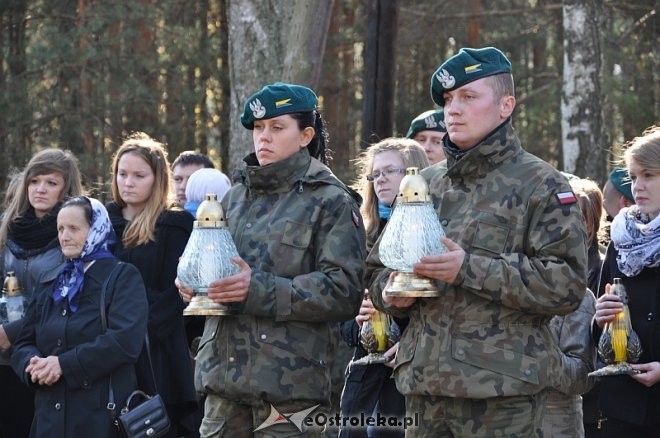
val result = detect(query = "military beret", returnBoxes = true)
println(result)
[609,167,634,202]
[406,108,446,139]
[240,82,317,129]
[430,47,512,106]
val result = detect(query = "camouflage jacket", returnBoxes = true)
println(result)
[368,121,587,398]
[195,149,366,405]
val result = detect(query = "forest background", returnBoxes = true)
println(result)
[0,0,657,202]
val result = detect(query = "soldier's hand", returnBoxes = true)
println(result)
[175,277,194,303]
[594,283,624,328]
[413,237,465,284]
[207,257,252,303]
[631,362,660,387]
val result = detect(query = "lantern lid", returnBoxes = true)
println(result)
[396,167,432,203]
[194,194,228,228]
[3,271,23,296]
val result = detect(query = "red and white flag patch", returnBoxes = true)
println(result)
[556,191,577,205]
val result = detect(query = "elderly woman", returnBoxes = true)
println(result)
[11,196,148,437]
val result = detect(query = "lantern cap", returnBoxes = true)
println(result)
[194,194,228,228]
[3,271,23,296]
[396,167,432,203]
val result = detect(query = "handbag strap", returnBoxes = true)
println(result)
[103,262,160,418]
[101,262,124,416]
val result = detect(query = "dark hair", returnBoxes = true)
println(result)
[289,110,331,165]
[172,151,215,170]
[61,196,93,226]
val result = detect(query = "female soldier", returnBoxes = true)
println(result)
[11,196,148,437]
[106,133,198,437]
[0,148,82,437]
[180,82,366,437]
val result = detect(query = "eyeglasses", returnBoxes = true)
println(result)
[366,167,406,182]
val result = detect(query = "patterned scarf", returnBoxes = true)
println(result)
[611,206,660,277]
[52,197,116,312]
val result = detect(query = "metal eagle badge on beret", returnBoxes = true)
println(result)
[240,82,318,129]
[430,46,512,106]
[249,98,266,119]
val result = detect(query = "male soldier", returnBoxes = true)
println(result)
[602,167,635,221]
[367,47,587,437]
[171,151,215,205]
[406,108,447,165]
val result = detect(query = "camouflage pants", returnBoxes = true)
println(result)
[404,393,546,437]
[200,395,327,438]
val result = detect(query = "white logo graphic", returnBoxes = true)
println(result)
[254,404,320,432]
[424,115,437,129]
[436,69,455,89]
[250,98,266,119]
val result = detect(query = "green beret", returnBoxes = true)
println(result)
[430,47,512,106]
[240,82,317,129]
[609,167,634,202]
[406,108,446,139]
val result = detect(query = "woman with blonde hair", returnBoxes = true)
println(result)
[354,137,430,245]
[106,132,198,437]
[594,126,660,436]
[340,137,429,437]
[0,148,82,437]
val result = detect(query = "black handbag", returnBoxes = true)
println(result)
[100,263,171,438]
[116,389,170,438]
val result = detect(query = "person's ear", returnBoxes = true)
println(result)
[300,126,315,148]
[500,95,516,119]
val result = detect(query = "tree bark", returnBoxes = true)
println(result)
[360,0,398,149]
[226,0,334,172]
[561,0,607,181]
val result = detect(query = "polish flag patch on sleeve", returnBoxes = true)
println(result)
[556,191,577,205]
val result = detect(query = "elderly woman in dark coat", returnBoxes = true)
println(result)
[11,196,148,437]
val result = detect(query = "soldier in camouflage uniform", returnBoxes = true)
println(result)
[367,47,588,437]
[180,82,366,437]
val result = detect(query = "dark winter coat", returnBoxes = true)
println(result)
[105,204,198,420]
[11,258,147,438]
[593,242,660,426]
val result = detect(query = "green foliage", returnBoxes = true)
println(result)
[0,0,655,198]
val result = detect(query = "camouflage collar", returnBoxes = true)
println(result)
[445,120,521,178]
[242,149,311,193]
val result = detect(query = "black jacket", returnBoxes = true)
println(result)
[593,242,660,426]
[11,259,147,437]
[106,204,197,419]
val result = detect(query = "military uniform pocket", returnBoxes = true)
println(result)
[280,220,312,249]
[471,220,510,255]
[452,336,539,385]
[200,417,226,437]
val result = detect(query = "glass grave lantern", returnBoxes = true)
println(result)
[0,271,25,324]
[177,194,241,316]
[379,167,447,297]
